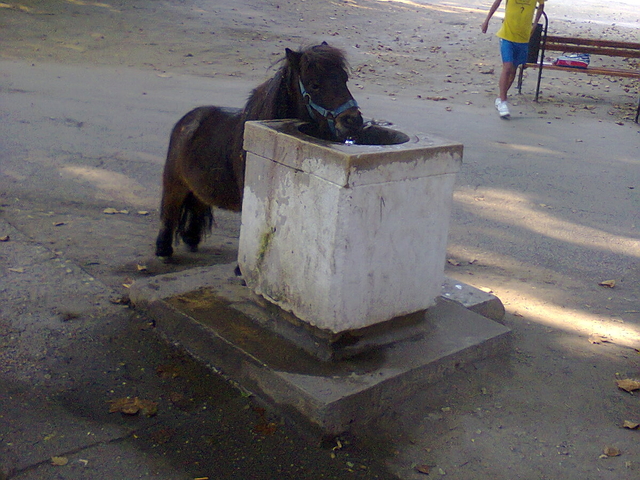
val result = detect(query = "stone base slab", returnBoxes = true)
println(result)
[130,263,510,435]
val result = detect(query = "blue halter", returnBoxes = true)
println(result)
[299,79,359,136]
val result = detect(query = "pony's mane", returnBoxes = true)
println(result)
[243,44,349,121]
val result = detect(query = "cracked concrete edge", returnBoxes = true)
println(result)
[442,275,506,323]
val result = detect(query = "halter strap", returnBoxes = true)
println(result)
[299,79,359,136]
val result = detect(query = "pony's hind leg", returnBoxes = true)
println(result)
[155,180,191,259]
[178,194,213,252]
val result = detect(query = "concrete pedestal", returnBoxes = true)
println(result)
[239,120,463,334]
[130,264,510,435]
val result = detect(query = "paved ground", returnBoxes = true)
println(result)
[1,0,639,479]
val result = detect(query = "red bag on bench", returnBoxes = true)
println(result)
[553,54,590,69]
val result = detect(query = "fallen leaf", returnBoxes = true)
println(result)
[0,235,9,242]
[136,263,148,272]
[51,456,68,466]
[622,420,639,429]
[589,334,611,344]
[617,379,640,393]
[9,267,25,273]
[109,295,131,305]
[53,221,65,226]
[447,259,461,266]
[604,446,621,457]
[599,279,616,288]
[415,464,432,474]
[108,397,139,414]
[108,397,158,416]
[137,211,149,215]
[103,208,129,215]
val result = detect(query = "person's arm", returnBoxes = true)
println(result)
[481,0,504,34]
[531,1,544,38]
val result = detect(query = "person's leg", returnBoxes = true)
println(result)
[499,40,528,101]
[499,62,517,101]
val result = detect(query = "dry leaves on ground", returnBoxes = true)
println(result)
[589,333,612,344]
[51,456,68,466]
[616,379,640,393]
[602,446,621,457]
[108,397,158,416]
[103,208,129,215]
[599,279,616,288]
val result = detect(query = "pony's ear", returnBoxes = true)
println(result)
[285,48,302,70]
[321,41,328,46]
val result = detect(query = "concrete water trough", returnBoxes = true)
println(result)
[240,119,462,339]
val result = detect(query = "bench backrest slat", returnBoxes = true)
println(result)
[544,42,640,58]
[545,36,640,50]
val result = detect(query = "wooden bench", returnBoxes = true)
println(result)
[517,12,640,123]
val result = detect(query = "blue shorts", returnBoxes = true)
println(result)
[500,38,529,66]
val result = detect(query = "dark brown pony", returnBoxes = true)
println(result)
[155,42,363,259]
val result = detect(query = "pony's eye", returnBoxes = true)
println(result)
[308,82,321,92]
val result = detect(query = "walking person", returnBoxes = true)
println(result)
[481,0,545,118]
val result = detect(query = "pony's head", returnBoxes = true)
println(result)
[286,43,363,142]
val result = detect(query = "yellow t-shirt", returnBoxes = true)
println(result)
[497,0,544,43]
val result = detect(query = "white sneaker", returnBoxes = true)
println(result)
[495,98,510,118]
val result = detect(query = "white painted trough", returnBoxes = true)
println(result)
[239,119,463,335]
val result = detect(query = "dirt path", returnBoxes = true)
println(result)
[2,0,638,121]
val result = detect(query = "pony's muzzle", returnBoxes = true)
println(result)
[335,107,364,141]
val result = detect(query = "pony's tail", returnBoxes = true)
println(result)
[176,193,214,251]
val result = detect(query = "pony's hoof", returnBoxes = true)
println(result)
[157,255,173,264]
[155,244,173,258]
[185,244,199,253]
